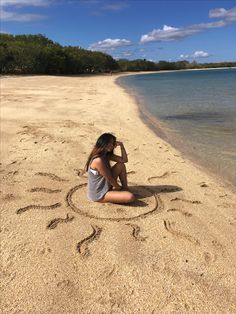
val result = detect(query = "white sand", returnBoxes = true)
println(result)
[1,74,236,313]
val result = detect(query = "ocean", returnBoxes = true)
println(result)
[118,68,236,187]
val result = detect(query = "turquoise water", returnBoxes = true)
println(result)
[118,68,236,187]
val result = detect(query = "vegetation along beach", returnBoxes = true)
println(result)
[1,0,236,313]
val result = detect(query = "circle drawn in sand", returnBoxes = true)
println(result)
[66,183,163,221]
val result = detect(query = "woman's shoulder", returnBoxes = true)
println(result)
[90,155,104,167]
[91,154,103,161]
[91,156,100,163]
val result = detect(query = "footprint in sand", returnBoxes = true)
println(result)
[2,193,15,201]
[57,279,71,288]
[211,240,226,257]
[38,247,52,255]
[98,265,116,280]
[228,218,236,226]
[203,251,216,264]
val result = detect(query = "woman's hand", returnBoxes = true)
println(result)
[111,140,128,163]
[115,141,123,147]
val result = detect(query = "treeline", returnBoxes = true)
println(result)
[0,34,118,74]
[117,59,236,71]
[0,33,235,75]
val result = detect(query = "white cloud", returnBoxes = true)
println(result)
[179,54,189,59]
[0,8,46,21]
[209,8,227,18]
[0,0,50,6]
[80,0,128,15]
[140,6,235,44]
[140,21,226,43]
[102,3,128,11]
[209,7,236,22]
[0,0,50,22]
[163,25,178,31]
[179,51,210,59]
[122,51,133,57]
[140,25,179,43]
[89,38,132,51]
[192,50,210,58]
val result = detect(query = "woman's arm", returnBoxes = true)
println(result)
[92,157,121,190]
[109,141,128,163]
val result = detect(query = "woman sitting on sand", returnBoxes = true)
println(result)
[85,133,135,204]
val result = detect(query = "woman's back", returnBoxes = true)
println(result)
[87,156,111,201]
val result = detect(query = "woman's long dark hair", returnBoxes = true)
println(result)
[85,133,116,171]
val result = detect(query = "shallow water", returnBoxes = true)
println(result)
[118,68,236,187]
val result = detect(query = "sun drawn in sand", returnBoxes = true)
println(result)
[16,171,165,257]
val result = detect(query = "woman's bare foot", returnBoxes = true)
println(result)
[121,186,129,191]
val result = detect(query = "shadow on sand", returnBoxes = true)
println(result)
[126,185,182,207]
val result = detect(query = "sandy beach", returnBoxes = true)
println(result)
[1,74,236,313]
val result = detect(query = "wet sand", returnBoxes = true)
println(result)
[1,74,236,313]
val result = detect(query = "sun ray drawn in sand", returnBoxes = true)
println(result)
[16,171,164,257]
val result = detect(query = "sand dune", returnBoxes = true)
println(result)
[1,74,236,313]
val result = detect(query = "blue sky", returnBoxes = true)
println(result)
[1,0,236,63]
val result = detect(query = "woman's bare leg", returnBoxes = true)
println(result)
[98,162,135,204]
[111,162,128,189]
[99,190,135,203]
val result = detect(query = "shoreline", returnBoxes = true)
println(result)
[114,66,236,78]
[1,65,235,80]
[1,75,236,313]
[116,71,236,193]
